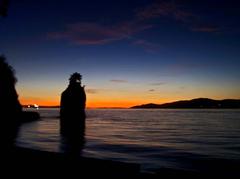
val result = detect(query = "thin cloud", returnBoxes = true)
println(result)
[110,79,128,83]
[136,1,194,23]
[135,0,220,33]
[191,26,220,33]
[47,0,224,47]
[48,22,152,45]
[150,82,167,86]
[86,88,99,94]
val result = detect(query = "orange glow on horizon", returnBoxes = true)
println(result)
[19,92,238,108]
[86,101,140,108]
[20,99,144,108]
[19,97,165,108]
[20,97,60,107]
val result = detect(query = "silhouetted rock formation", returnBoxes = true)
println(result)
[60,72,86,136]
[132,98,240,109]
[21,111,40,123]
[0,56,40,148]
[0,55,22,147]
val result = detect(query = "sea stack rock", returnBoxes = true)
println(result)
[60,72,86,133]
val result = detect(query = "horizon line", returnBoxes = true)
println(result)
[22,97,240,109]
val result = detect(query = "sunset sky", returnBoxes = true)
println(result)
[1,0,240,108]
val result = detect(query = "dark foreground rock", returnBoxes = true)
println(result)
[20,111,40,123]
[2,147,240,178]
[4,147,140,178]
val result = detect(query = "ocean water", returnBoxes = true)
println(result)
[16,108,240,172]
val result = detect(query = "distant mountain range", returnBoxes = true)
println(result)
[131,98,240,109]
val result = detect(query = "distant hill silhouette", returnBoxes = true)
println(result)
[131,98,240,109]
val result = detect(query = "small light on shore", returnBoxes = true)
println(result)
[33,104,39,108]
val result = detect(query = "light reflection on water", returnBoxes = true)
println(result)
[16,108,240,171]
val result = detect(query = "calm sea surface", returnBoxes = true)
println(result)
[16,108,240,172]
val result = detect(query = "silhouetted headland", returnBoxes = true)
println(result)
[131,98,240,109]
[0,55,23,147]
[0,56,39,148]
